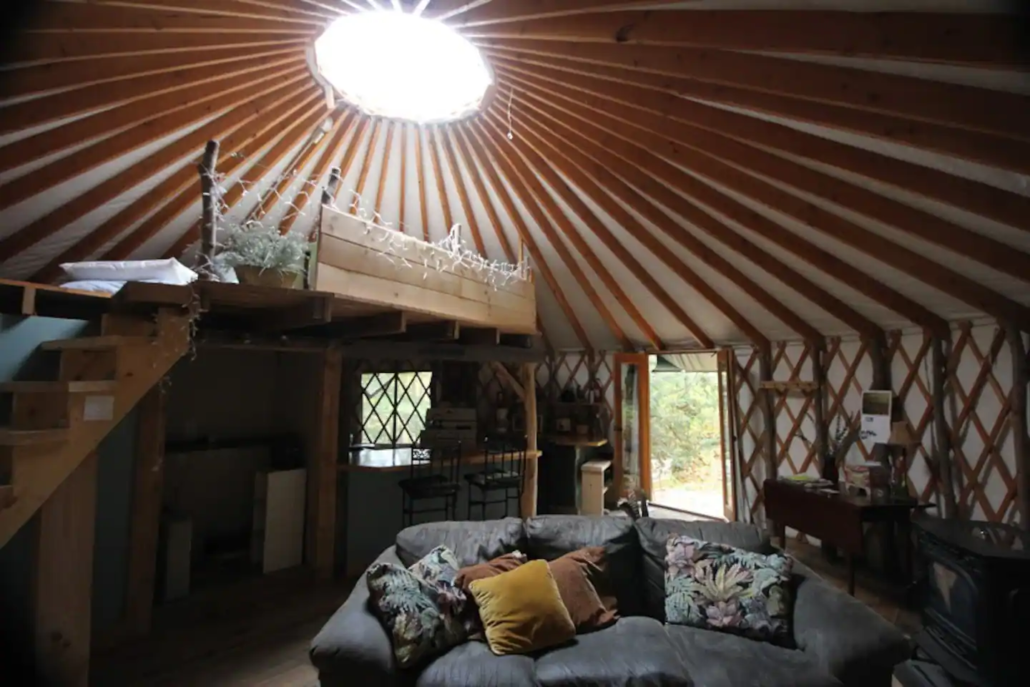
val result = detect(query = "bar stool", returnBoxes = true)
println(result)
[465,436,526,520]
[399,442,462,527]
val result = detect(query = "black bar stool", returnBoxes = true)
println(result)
[399,442,462,527]
[465,436,526,520]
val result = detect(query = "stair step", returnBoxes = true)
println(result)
[0,380,119,394]
[0,427,69,446]
[41,335,155,351]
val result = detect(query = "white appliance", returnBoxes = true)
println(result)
[251,468,307,574]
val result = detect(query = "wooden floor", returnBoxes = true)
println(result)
[91,568,354,687]
[90,538,919,687]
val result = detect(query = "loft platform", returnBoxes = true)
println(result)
[312,209,537,335]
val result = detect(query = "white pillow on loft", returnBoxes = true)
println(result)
[60,258,198,285]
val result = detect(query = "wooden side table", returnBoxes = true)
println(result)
[764,478,928,595]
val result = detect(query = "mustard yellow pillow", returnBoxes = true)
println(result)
[469,559,576,655]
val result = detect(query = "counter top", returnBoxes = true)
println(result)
[339,447,542,472]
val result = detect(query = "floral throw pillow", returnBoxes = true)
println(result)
[367,545,468,668]
[665,535,794,645]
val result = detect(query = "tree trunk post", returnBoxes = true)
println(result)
[197,140,220,280]
[1005,324,1030,530]
[932,333,957,520]
[868,332,892,467]
[322,166,342,209]
[759,344,776,534]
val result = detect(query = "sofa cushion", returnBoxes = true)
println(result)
[666,624,844,687]
[533,616,690,687]
[396,518,526,567]
[549,547,618,633]
[525,515,643,615]
[416,639,537,687]
[635,518,772,619]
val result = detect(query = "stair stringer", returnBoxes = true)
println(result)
[0,312,192,549]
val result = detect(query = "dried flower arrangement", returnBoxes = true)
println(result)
[798,410,862,480]
[213,224,311,288]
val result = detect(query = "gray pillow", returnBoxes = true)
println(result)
[395,518,526,567]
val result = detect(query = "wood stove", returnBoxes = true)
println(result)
[914,517,1030,687]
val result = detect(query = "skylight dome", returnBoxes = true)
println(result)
[314,11,493,124]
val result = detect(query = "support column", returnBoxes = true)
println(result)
[813,341,828,474]
[520,362,538,518]
[33,453,98,687]
[1006,325,1029,530]
[931,334,957,520]
[759,345,776,535]
[307,348,342,579]
[868,333,892,467]
[124,386,166,638]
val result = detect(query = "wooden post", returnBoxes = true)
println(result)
[197,139,220,280]
[306,348,342,579]
[813,341,828,471]
[868,332,892,466]
[33,453,98,687]
[1005,324,1030,530]
[932,334,957,520]
[520,362,538,518]
[124,386,166,638]
[759,345,776,534]
[322,166,342,208]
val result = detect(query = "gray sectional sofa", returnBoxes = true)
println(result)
[310,516,910,687]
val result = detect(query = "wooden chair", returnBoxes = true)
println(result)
[464,436,526,520]
[399,442,462,527]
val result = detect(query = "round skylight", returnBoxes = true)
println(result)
[314,11,493,123]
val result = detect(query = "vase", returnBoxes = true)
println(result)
[820,453,839,484]
[234,265,303,289]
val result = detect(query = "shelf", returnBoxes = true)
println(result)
[544,434,608,448]
[760,380,818,394]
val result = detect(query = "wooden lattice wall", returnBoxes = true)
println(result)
[733,321,1028,528]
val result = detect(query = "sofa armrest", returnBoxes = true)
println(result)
[792,564,911,687]
[310,547,402,687]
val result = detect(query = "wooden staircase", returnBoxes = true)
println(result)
[0,308,193,548]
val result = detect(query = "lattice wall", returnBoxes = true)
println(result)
[537,351,615,441]
[733,321,1027,528]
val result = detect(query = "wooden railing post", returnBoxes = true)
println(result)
[197,140,220,280]
[932,333,957,519]
[520,362,538,518]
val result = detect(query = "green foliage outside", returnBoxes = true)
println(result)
[650,370,722,493]
[362,371,433,445]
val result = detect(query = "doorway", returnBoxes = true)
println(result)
[648,353,722,519]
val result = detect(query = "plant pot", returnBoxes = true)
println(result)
[234,265,304,289]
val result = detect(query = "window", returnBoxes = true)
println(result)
[313,10,492,123]
[361,370,433,446]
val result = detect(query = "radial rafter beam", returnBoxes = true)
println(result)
[482,111,698,349]
[414,125,430,240]
[426,126,455,232]
[497,69,950,335]
[25,3,319,34]
[398,123,409,234]
[491,57,1030,283]
[76,1,330,25]
[442,1,690,26]
[464,10,1026,67]
[485,108,791,345]
[487,52,1030,176]
[373,121,396,218]
[34,89,325,278]
[350,118,383,214]
[460,126,591,350]
[476,39,1030,143]
[280,110,358,234]
[439,124,487,256]
[470,121,635,350]
[501,83,880,339]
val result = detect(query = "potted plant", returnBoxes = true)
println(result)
[214,224,310,289]
[799,410,861,484]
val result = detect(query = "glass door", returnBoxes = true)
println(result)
[718,349,738,521]
[614,353,650,500]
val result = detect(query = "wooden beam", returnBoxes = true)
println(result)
[465,10,1026,67]
[123,387,166,638]
[373,121,396,218]
[1006,324,1029,530]
[398,123,408,233]
[459,125,592,351]
[460,326,500,346]
[322,167,343,209]
[415,125,430,241]
[470,120,631,350]
[499,333,535,349]
[491,361,526,402]
[405,320,460,341]
[350,118,383,214]
[427,125,455,233]
[197,140,221,279]
[32,453,98,687]
[439,124,488,255]
[932,333,957,520]
[80,0,331,24]
[519,362,539,517]
[25,3,317,34]
[306,349,342,579]
[498,74,904,337]
[280,111,358,234]
[326,311,407,338]
[445,1,688,27]
[758,347,776,531]
[325,116,372,208]
[260,295,334,332]
[479,40,1030,143]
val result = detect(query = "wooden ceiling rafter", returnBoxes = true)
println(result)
[480,110,695,349]
[34,89,326,279]
[477,40,1030,143]
[438,126,488,256]
[279,110,359,234]
[463,10,1026,67]
[459,125,591,351]
[414,125,430,241]
[398,123,408,234]
[498,93,872,341]
[161,104,335,259]
[502,85,881,341]
[426,126,456,233]
[487,52,1030,177]
[469,119,634,350]
[349,118,384,214]
[498,70,949,335]
[25,3,319,35]
[324,115,372,207]
[0,52,307,136]
[373,121,396,218]
[441,1,691,27]
[485,107,798,346]
[0,71,311,263]
[78,0,332,25]
[491,60,1030,283]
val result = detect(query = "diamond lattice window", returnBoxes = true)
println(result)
[361,370,433,446]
